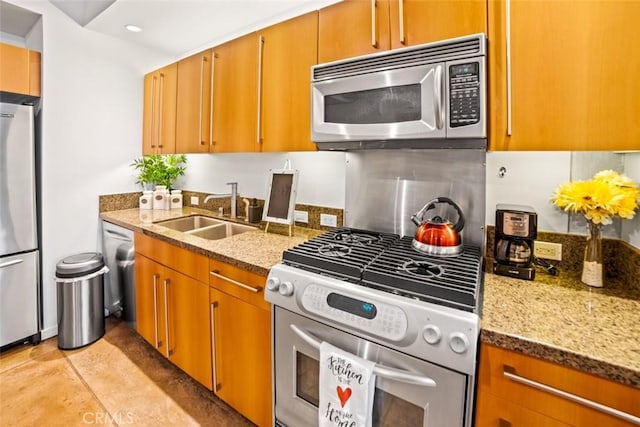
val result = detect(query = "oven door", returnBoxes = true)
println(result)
[311,63,446,144]
[274,307,468,427]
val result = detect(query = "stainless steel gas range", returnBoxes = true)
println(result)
[265,227,483,427]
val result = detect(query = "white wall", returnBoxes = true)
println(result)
[8,0,173,339]
[622,152,640,248]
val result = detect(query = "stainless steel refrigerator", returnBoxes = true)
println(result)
[0,102,40,348]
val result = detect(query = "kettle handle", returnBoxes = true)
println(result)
[412,197,465,232]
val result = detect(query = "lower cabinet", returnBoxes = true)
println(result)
[475,344,640,427]
[209,259,272,427]
[134,234,212,390]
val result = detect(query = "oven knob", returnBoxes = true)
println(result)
[278,281,294,297]
[266,277,280,291]
[422,325,442,345]
[448,332,470,354]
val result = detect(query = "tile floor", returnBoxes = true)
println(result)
[0,318,254,426]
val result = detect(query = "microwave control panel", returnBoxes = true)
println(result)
[449,62,480,128]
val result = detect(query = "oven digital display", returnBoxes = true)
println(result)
[326,293,377,319]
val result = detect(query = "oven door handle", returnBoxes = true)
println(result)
[290,324,437,388]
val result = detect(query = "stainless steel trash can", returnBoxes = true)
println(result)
[56,253,108,350]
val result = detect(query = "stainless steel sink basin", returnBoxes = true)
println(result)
[188,223,258,240]
[157,215,224,232]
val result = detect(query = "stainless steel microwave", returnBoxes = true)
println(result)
[311,34,486,150]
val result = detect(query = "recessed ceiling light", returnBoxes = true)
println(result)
[125,24,142,33]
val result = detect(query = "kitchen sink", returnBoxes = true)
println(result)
[157,215,224,232]
[187,222,258,240]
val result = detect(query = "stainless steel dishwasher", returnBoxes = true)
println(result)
[101,221,135,328]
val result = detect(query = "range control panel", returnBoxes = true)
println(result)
[449,62,481,128]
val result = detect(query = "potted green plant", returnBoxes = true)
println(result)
[131,154,187,191]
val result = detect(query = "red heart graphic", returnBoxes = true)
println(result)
[336,386,352,408]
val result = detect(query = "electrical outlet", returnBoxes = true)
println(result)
[320,213,337,227]
[534,241,562,261]
[190,196,199,206]
[294,210,309,223]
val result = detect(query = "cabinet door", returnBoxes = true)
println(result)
[134,254,166,351]
[176,50,213,153]
[389,0,486,49]
[142,65,177,155]
[210,287,271,427]
[0,42,30,95]
[476,391,570,427]
[28,50,41,96]
[318,0,391,64]
[488,0,640,150]
[212,33,259,153]
[165,269,212,390]
[259,12,318,152]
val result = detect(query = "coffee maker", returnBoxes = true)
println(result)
[493,204,537,280]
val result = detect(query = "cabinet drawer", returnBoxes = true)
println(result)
[476,391,569,427]
[209,259,269,311]
[478,344,640,426]
[135,232,208,283]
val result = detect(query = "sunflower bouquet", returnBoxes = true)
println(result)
[552,170,639,225]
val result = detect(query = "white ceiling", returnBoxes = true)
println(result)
[63,0,341,59]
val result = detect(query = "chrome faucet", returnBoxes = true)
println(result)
[204,182,238,218]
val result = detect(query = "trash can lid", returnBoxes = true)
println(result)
[56,252,105,278]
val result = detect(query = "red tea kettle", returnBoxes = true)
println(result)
[411,197,465,257]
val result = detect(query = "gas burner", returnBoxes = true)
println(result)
[401,260,443,278]
[334,231,382,246]
[318,244,352,258]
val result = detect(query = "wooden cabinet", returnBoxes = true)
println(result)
[134,233,212,390]
[142,64,177,155]
[488,0,640,151]
[0,42,40,96]
[175,50,213,153]
[258,11,318,152]
[318,0,486,63]
[318,0,391,63]
[212,33,259,153]
[209,259,271,427]
[388,0,486,49]
[475,344,640,427]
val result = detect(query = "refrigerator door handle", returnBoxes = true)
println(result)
[0,259,24,269]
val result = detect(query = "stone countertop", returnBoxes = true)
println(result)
[481,272,640,388]
[100,207,320,276]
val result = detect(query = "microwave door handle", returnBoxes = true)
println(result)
[434,65,444,130]
[290,324,437,388]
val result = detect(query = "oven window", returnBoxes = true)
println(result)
[324,84,421,124]
[295,352,424,426]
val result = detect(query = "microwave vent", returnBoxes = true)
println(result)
[313,34,485,81]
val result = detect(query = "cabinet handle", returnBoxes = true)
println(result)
[163,278,171,357]
[210,270,261,293]
[152,274,160,349]
[503,366,640,425]
[434,64,444,130]
[398,0,405,45]
[371,0,378,48]
[199,56,207,145]
[210,301,220,392]
[256,35,264,145]
[210,53,215,146]
[158,73,165,149]
[149,75,157,149]
[498,419,511,427]
[505,0,512,136]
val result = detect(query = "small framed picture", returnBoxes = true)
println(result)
[263,169,299,225]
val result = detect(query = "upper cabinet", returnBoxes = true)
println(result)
[488,0,640,151]
[175,50,213,153]
[388,0,486,49]
[142,64,177,155]
[318,0,486,63]
[212,33,259,153]
[318,0,391,63]
[259,11,318,152]
[0,42,41,97]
